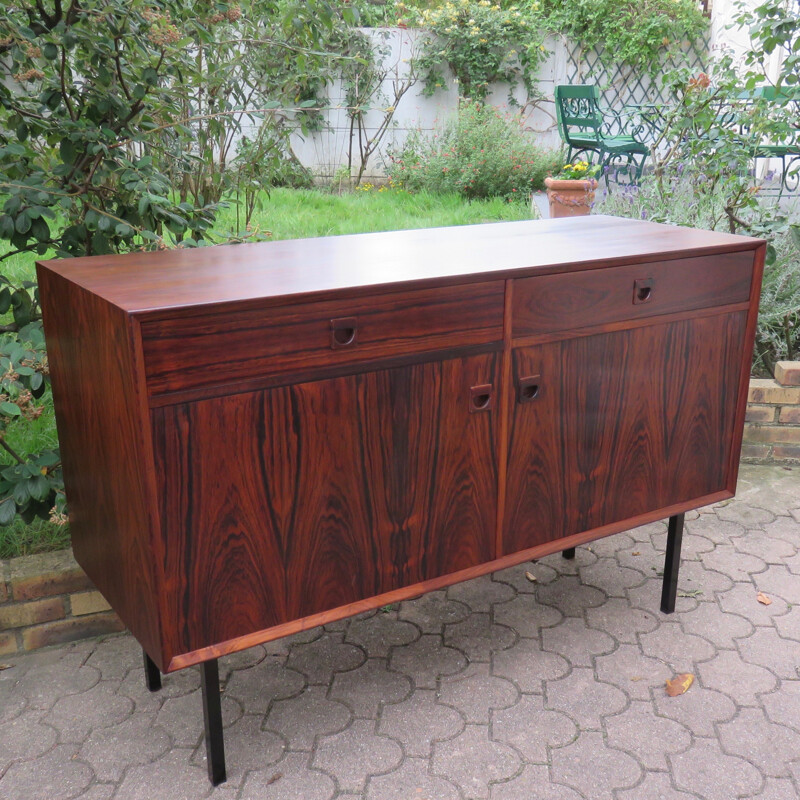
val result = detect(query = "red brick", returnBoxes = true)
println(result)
[21,611,125,651]
[0,596,65,630]
[779,407,800,424]
[748,379,800,405]
[70,590,111,617]
[745,405,776,423]
[743,425,800,445]
[0,630,17,656]
[773,445,800,462]
[774,361,800,386]
[740,443,772,460]
[8,550,92,601]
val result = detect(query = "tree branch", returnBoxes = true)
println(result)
[0,437,26,466]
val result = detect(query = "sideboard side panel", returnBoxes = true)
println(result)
[725,243,766,493]
[36,267,163,664]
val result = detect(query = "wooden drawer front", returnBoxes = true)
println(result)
[142,281,504,396]
[512,251,753,337]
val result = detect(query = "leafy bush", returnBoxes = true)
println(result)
[388,102,561,199]
[0,0,355,530]
[539,0,707,74]
[412,0,546,101]
[0,324,63,526]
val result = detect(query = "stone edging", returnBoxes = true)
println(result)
[0,549,123,657]
[743,361,800,464]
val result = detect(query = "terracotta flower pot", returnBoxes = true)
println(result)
[544,177,598,218]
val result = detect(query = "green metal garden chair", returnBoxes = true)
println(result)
[554,84,650,181]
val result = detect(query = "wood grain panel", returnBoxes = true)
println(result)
[169,486,733,671]
[152,353,498,660]
[37,216,761,315]
[141,282,503,396]
[36,268,164,666]
[503,311,748,554]
[512,252,753,336]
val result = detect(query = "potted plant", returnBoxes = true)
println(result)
[544,161,601,218]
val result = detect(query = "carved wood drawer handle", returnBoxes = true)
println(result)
[469,384,493,413]
[517,375,541,404]
[331,317,358,349]
[633,278,654,304]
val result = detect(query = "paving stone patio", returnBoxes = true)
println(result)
[1,463,799,800]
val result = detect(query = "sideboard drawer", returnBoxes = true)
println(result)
[142,281,504,396]
[512,251,753,337]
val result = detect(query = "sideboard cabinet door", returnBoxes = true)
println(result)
[502,311,748,554]
[152,352,499,657]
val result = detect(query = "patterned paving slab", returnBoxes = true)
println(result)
[1,464,799,800]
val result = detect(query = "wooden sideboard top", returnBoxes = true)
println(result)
[37,215,761,316]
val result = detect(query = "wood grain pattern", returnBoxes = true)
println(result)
[169,486,733,671]
[35,269,165,667]
[141,282,504,396]
[503,312,748,554]
[152,354,498,660]
[512,252,753,337]
[37,216,761,315]
[35,217,763,676]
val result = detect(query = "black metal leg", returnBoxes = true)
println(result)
[562,547,576,560]
[201,658,226,786]
[660,513,685,614]
[143,649,161,692]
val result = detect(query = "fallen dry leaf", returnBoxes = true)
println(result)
[757,592,772,606]
[631,551,641,556]
[0,663,11,671]
[524,571,537,583]
[665,673,694,697]
[630,676,644,682]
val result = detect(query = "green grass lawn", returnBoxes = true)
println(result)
[0,188,533,558]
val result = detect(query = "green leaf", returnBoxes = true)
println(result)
[31,217,50,243]
[28,475,51,502]
[0,288,11,315]
[12,480,30,505]
[14,211,31,235]
[0,216,13,240]
[0,497,16,526]
[0,402,21,417]
[60,138,77,165]
[790,225,800,251]
[43,42,59,60]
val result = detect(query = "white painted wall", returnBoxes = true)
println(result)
[278,28,713,180]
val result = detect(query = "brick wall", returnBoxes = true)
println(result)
[743,361,800,464]
[0,550,124,656]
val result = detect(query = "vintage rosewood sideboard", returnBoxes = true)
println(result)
[37,215,764,784]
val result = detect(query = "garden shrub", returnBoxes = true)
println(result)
[539,0,707,75]
[388,101,561,200]
[0,0,356,529]
[411,0,546,101]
